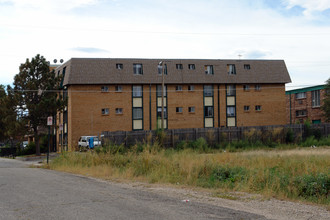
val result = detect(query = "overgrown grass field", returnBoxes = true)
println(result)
[48,140,330,206]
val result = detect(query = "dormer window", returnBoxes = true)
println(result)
[204,65,214,75]
[188,64,195,70]
[176,64,183,70]
[116,63,123,70]
[133,63,143,75]
[227,64,236,75]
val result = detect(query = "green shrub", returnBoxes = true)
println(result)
[188,137,209,152]
[285,128,294,143]
[211,166,247,183]
[294,173,329,199]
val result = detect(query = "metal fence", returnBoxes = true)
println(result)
[102,123,330,148]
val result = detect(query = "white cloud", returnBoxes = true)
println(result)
[284,0,330,16]
[0,0,99,11]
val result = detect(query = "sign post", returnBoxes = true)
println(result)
[47,116,53,164]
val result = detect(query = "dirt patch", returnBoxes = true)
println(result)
[99,179,329,220]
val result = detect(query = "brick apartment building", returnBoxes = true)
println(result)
[55,58,291,151]
[286,85,327,124]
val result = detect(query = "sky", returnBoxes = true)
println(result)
[0,0,330,90]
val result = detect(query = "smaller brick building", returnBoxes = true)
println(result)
[286,85,327,124]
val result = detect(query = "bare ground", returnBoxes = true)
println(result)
[94,178,329,220]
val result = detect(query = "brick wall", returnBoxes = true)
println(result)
[58,83,287,151]
[286,89,326,124]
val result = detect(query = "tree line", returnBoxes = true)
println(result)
[0,54,66,155]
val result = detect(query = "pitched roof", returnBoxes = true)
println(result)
[55,58,291,85]
[286,85,326,94]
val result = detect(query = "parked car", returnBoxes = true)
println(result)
[22,141,28,148]
[78,136,101,149]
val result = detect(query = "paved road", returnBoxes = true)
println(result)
[0,157,267,220]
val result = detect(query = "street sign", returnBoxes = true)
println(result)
[47,116,53,126]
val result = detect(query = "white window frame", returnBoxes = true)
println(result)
[116,108,123,114]
[115,85,122,92]
[227,64,236,75]
[116,63,123,70]
[133,63,143,75]
[188,106,195,113]
[204,65,214,75]
[243,85,250,91]
[255,85,261,91]
[176,85,183,91]
[102,108,109,115]
[244,105,250,111]
[295,92,306,99]
[188,85,194,91]
[312,90,320,107]
[188,64,195,70]
[176,107,183,113]
[255,105,262,111]
[176,64,183,70]
[101,86,109,92]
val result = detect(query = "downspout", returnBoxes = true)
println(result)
[149,84,152,130]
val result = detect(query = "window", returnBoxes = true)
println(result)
[115,85,122,92]
[158,64,167,75]
[227,64,236,75]
[116,63,123,70]
[244,64,251,70]
[296,110,307,117]
[176,107,183,113]
[133,108,143,119]
[102,108,109,115]
[176,64,183,70]
[188,85,194,91]
[157,107,167,118]
[101,86,109,92]
[243,85,250,91]
[204,85,213,96]
[176,85,183,91]
[312,90,320,107]
[188,64,195,70]
[227,85,236,96]
[227,106,236,117]
[156,85,167,97]
[204,65,214,75]
[204,106,214,117]
[255,85,261,91]
[244,105,250,111]
[133,63,143,75]
[188,107,195,113]
[255,105,262,111]
[116,108,123,114]
[133,85,142,97]
[295,92,306,99]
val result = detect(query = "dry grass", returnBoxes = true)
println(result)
[49,146,330,205]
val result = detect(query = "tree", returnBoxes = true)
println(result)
[322,78,330,122]
[13,54,65,155]
[0,85,7,141]
[0,85,26,145]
